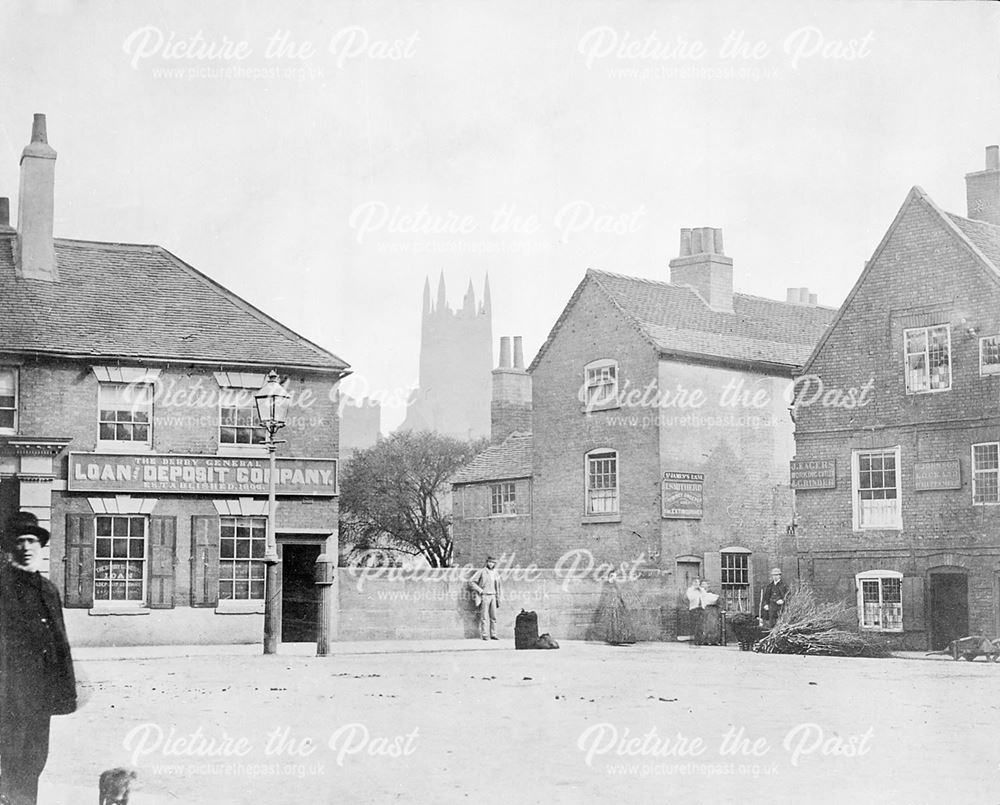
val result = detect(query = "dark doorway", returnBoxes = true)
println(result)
[281,543,322,642]
[929,572,969,651]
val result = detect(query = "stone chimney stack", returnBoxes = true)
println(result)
[491,336,532,444]
[669,227,733,312]
[16,114,58,281]
[966,145,1000,226]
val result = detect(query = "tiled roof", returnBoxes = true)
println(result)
[946,213,1000,274]
[0,236,348,372]
[451,431,532,485]
[530,269,835,372]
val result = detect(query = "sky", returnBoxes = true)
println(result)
[2,0,999,431]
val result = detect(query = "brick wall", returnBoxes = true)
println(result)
[794,192,1000,647]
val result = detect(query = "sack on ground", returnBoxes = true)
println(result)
[515,609,539,650]
[532,633,560,650]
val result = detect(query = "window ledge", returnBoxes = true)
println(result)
[216,445,269,457]
[579,403,621,415]
[95,442,153,454]
[88,606,150,616]
[215,600,265,615]
[581,514,622,524]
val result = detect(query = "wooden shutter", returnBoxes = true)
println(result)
[64,514,95,608]
[190,515,220,608]
[902,576,925,631]
[703,551,722,591]
[148,516,177,609]
[751,552,770,615]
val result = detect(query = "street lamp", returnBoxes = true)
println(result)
[254,369,291,655]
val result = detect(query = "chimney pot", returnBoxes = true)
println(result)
[0,198,9,228]
[987,145,999,171]
[498,336,512,369]
[679,228,692,258]
[808,293,818,306]
[786,288,798,304]
[513,336,524,370]
[31,114,48,144]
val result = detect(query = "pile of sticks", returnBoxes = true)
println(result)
[753,583,891,658]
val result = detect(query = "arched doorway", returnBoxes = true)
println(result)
[928,566,969,651]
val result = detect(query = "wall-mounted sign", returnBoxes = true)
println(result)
[790,459,836,490]
[662,471,704,519]
[914,459,961,491]
[68,452,337,497]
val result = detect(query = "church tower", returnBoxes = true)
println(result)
[400,272,493,440]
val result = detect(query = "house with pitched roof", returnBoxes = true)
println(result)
[452,229,834,636]
[792,146,1000,651]
[0,115,349,645]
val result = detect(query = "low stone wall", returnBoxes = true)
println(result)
[66,607,261,647]
[336,568,676,642]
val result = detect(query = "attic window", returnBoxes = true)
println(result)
[903,325,951,393]
[583,359,619,410]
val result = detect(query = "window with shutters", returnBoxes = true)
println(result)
[94,515,147,605]
[855,570,903,632]
[720,549,751,613]
[0,367,16,433]
[219,516,266,600]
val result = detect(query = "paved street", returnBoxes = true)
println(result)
[36,640,1000,804]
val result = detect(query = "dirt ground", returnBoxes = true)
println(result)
[37,641,1000,804]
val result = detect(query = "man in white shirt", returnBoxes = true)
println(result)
[469,556,502,640]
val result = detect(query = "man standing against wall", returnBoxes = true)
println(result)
[759,567,790,629]
[469,556,502,640]
[0,512,77,805]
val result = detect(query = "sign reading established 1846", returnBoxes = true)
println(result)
[790,459,837,490]
[914,459,962,491]
[661,471,704,519]
[68,452,338,497]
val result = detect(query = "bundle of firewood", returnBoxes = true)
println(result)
[752,583,891,658]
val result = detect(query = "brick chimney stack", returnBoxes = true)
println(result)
[966,145,1000,227]
[669,227,733,312]
[491,336,532,444]
[16,114,58,281]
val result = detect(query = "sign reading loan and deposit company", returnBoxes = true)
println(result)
[68,452,337,497]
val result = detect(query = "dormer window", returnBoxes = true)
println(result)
[583,359,619,409]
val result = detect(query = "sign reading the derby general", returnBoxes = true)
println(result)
[790,459,837,490]
[661,471,704,519]
[68,453,337,497]
[914,460,961,491]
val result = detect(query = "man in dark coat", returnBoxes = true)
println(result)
[759,567,790,629]
[0,512,77,805]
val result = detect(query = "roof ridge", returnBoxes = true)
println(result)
[153,245,349,370]
[55,237,161,250]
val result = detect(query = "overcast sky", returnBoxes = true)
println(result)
[2,0,999,431]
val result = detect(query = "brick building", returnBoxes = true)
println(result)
[0,115,349,646]
[453,229,834,636]
[792,146,1000,651]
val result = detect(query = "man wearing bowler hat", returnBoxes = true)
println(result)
[759,566,790,629]
[469,556,502,640]
[0,512,77,805]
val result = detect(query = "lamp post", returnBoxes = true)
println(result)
[254,369,291,655]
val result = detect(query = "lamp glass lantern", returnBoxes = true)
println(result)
[254,370,292,432]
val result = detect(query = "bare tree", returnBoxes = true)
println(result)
[339,431,486,567]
